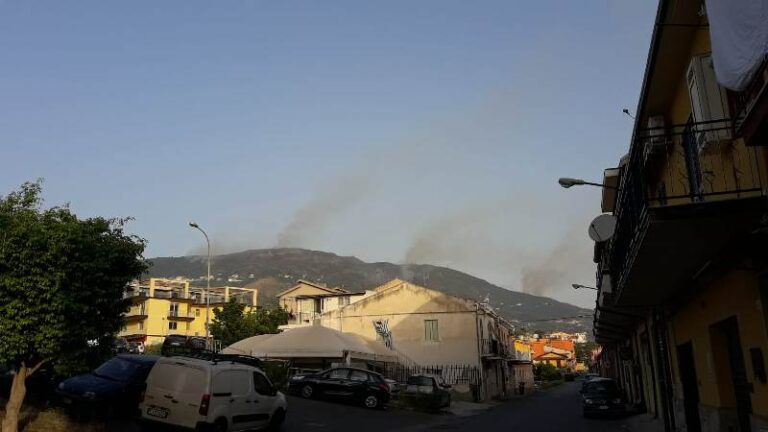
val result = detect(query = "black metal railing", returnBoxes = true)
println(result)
[733,56,768,132]
[604,117,764,298]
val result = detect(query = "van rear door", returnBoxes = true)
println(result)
[143,360,208,429]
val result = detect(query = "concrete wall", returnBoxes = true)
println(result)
[321,281,482,367]
[669,269,768,431]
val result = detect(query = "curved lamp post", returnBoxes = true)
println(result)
[189,222,211,346]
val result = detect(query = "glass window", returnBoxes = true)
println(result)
[424,320,439,342]
[349,370,369,382]
[253,372,273,395]
[94,358,145,382]
[195,308,201,317]
[138,321,144,331]
[329,369,349,379]
[169,321,178,330]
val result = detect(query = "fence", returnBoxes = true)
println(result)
[382,363,481,399]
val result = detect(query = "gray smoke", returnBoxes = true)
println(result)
[276,175,371,247]
[520,225,587,296]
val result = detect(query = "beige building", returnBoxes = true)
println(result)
[318,279,525,401]
[120,278,258,346]
[277,280,368,329]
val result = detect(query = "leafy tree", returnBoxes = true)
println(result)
[210,301,289,348]
[0,181,147,432]
[575,341,599,365]
[534,363,562,381]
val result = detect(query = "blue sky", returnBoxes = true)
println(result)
[0,1,657,307]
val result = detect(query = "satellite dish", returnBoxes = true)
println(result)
[588,214,617,242]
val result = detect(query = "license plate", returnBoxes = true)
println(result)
[147,407,169,418]
[599,405,609,410]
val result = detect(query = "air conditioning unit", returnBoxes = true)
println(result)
[643,115,667,162]
[686,54,731,152]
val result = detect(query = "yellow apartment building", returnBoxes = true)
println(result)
[120,278,258,346]
[591,1,768,431]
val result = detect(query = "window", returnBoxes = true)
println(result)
[195,308,200,317]
[349,370,369,382]
[169,321,178,330]
[424,319,439,342]
[253,372,273,395]
[339,296,350,307]
[169,302,179,317]
[138,321,144,331]
[329,369,349,380]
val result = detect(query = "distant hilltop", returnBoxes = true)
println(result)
[148,248,593,333]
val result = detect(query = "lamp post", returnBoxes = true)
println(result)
[572,284,598,291]
[558,177,618,190]
[189,222,211,346]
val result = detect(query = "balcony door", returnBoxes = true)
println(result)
[676,342,701,432]
[682,116,704,200]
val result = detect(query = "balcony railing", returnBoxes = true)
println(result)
[154,290,189,300]
[733,57,768,134]
[605,117,764,298]
[480,338,512,358]
[289,311,320,324]
[168,310,195,319]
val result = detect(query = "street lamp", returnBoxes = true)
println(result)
[189,221,211,347]
[572,284,599,291]
[558,177,618,189]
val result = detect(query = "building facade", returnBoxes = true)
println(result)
[120,278,258,346]
[319,279,527,401]
[277,280,368,329]
[591,1,768,431]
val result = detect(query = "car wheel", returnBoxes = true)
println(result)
[268,408,286,431]
[363,394,379,409]
[300,384,315,399]
[213,418,228,432]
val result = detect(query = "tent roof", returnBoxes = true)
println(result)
[222,325,397,363]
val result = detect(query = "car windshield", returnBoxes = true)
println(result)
[583,380,619,395]
[407,376,434,387]
[93,358,144,382]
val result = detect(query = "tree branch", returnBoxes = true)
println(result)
[27,359,48,377]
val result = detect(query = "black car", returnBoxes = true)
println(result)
[56,354,159,417]
[160,335,206,356]
[581,378,626,417]
[403,374,452,410]
[289,367,391,409]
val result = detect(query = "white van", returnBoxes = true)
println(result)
[139,355,287,431]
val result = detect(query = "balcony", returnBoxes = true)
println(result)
[604,118,767,307]
[153,290,191,300]
[480,338,511,359]
[733,58,768,146]
[167,310,195,321]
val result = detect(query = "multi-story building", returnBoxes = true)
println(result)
[590,1,768,431]
[528,338,577,370]
[319,279,526,401]
[120,278,258,346]
[276,280,368,329]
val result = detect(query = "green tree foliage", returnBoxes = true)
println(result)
[575,341,599,365]
[534,363,562,381]
[210,300,290,348]
[0,181,147,432]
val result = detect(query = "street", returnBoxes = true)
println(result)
[105,382,652,432]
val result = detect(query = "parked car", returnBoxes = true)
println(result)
[56,354,159,418]
[402,374,451,410]
[114,337,130,354]
[581,378,625,418]
[160,335,206,356]
[289,367,390,409]
[139,354,287,431]
[384,378,400,397]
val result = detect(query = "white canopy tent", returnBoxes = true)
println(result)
[222,325,398,363]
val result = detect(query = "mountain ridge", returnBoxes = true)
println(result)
[148,248,592,333]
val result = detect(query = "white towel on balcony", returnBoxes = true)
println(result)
[706,0,768,90]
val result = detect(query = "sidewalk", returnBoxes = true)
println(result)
[447,400,497,417]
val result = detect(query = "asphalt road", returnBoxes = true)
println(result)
[106,383,649,432]
[426,381,646,432]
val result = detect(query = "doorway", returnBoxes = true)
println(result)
[676,342,701,432]
[712,317,753,432]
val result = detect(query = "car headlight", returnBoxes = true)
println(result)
[612,398,622,404]
[584,399,594,405]
[83,391,96,400]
